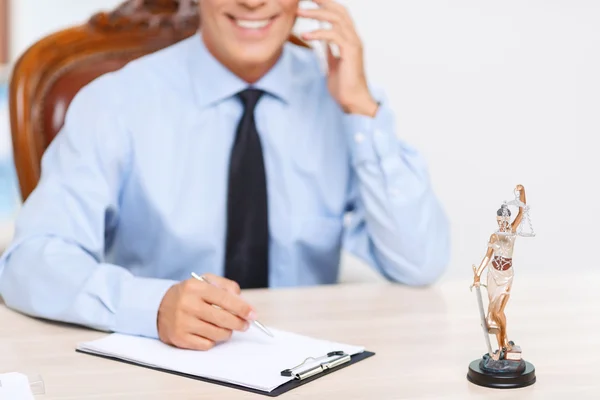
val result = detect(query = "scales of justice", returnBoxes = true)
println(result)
[467,184,537,389]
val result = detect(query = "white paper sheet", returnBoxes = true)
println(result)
[0,373,35,400]
[77,326,364,393]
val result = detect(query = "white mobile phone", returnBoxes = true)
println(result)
[295,1,340,72]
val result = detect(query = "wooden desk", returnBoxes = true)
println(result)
[0,271,597,399]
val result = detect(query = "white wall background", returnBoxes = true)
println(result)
[333,0,600,283]
[7,1,600,283]
[9,0,123,60]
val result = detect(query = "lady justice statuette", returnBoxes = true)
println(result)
[466,184,537,389]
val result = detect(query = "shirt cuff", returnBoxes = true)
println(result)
[343,95,398,166]
[115,276,177,339]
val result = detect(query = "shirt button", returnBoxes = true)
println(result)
[354,132,365,143]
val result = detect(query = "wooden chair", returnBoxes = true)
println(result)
[9,0,308,201]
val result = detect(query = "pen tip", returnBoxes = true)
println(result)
[254,321,274,338]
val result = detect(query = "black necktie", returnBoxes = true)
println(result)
[224,88,269,289]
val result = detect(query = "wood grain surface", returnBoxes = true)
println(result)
[0,270,597,399]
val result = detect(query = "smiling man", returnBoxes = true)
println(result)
[0,0,450,350]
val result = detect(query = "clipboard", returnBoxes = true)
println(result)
[76,348,375,397]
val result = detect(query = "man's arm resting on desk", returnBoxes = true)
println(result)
[0,76,174,338]
[1,237,257,347]
[342,93,451,286]
[0,238,174,337]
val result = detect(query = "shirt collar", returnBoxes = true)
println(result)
[187,32,294,109]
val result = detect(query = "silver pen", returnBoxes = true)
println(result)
[191,272,274,337]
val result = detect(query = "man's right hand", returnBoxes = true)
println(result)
[157,274,255,350]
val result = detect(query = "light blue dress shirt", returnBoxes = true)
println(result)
[0,34,450,339]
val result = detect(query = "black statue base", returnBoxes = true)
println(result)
[467,354,536,389]
[480,352,526,374]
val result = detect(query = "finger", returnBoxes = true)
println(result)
[310,0,354,27]
[179,281,248,331]
[311,0,349,14]
[301,29,347,52]
[326,42,338,67]
[186,318,233,343]
[172,334,215,351]
[201,273,241,295]
[297,10,353,41]
[297,8,344,25]
[200,284,255,321]
[180,276,207,296]
[197,302,249,332]
[309,0,361,42]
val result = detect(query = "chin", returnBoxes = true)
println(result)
[232,43,282,67]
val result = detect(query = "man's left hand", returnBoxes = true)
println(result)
[298,0,379,117]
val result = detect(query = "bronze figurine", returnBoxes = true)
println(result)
[467,185,537,389]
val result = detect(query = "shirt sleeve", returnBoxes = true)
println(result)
[0,76,176,338]
[341,87,451,286]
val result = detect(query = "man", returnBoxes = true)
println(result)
[0,0,450,351]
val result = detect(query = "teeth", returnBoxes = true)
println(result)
[235,19,270,29]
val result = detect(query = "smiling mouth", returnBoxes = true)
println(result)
[227,14,278,30]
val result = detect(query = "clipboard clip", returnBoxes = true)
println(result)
[280,351,351,380]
